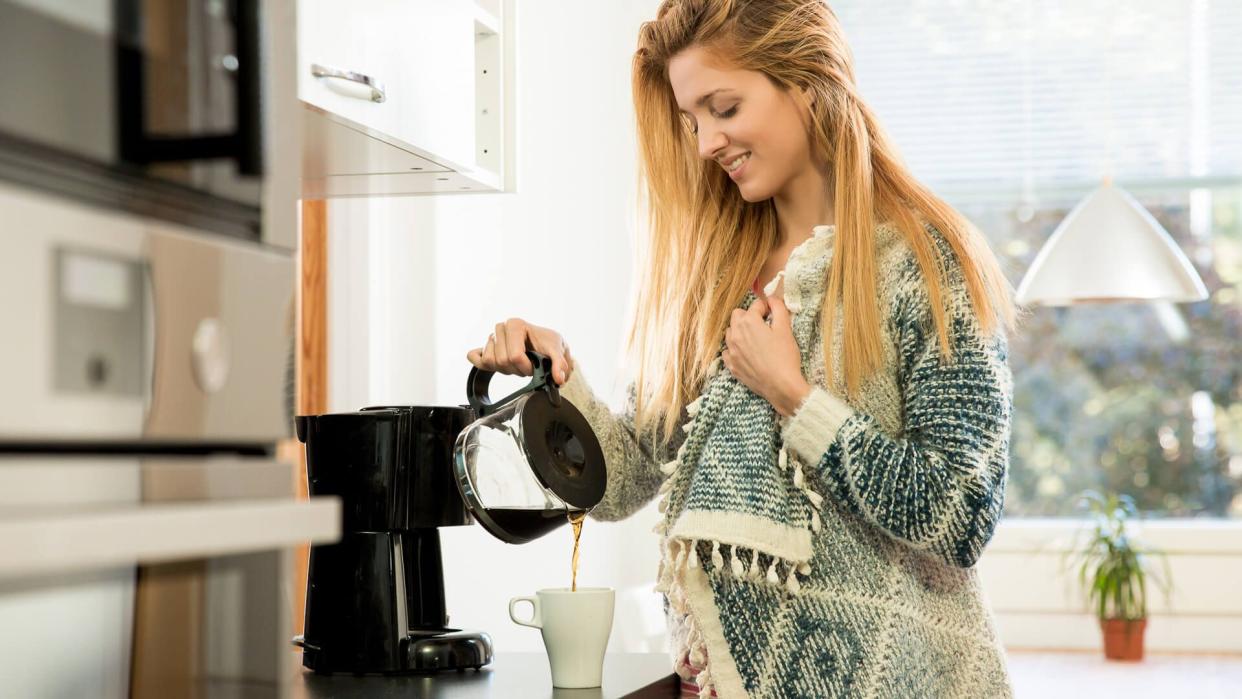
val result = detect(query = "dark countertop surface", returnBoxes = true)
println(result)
[288,652,680,699]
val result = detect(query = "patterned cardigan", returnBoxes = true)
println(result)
[557,221,1016,698]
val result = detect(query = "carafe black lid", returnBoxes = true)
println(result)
[517,389,606,509]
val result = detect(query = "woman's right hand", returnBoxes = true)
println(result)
[465,318,575,387]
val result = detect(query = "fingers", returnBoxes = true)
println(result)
[551,344,573,386]
[495,319,533,375]
[730,302,769,334]
[509,320,535,374]
[464,331,516,373]
[748,295,769,320]
[493,322,509,371]
[553,347,568,385]
[467,319,573,383]
[481,332,498,369]
[767,296,790,325]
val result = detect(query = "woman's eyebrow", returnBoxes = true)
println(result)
[696,88,733,106]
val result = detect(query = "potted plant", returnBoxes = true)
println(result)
[1061,489,1173,661]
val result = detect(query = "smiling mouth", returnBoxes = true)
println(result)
[722,152,751,173]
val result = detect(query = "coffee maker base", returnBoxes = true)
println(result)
[294,629,494,675]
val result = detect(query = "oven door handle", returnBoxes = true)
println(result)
[140,255,157,431]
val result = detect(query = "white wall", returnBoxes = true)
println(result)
[327,1,670,654]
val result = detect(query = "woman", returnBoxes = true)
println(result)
[466,1,1019,697]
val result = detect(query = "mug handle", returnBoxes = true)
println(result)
[508,595,542,629]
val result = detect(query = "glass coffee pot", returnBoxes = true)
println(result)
[452,350,606,544]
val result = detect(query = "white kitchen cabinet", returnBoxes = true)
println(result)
[291,0,514,197]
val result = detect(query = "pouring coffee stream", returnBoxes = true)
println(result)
[568,510,587,591]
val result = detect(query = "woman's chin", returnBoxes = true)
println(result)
[735,181,771,203]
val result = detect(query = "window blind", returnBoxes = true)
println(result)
[830,0,1242,204]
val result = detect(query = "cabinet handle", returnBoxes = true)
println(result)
[310,63,387,103]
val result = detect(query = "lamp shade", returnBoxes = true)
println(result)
[1015,182,1209,306]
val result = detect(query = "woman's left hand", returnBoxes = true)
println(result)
[722,286,813,418]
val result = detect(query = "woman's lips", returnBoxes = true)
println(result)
[728,155,750,181]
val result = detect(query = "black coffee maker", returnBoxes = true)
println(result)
[292,351,606,674]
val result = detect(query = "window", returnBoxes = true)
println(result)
[834,0,1242,517]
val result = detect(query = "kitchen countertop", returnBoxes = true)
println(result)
[289,652,680,699]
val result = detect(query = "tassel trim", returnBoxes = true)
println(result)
[781,444,826,533]
[660,536,813,596]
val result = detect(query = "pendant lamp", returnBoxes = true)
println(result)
[1015,179,1209,306]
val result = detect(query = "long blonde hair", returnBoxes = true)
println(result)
[628,0,1017,444]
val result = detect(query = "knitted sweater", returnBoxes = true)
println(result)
[558,221,1015,698]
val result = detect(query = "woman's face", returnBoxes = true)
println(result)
[668,46,814,203]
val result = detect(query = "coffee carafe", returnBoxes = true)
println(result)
[454,350,607,543]
[292,350,606,674]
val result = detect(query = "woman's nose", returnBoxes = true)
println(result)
[697,127,728,161]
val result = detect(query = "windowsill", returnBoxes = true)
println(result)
[991,517,1242,555]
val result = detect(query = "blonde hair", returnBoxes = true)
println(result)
[628,0,1017,444]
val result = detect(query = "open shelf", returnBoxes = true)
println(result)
[0,497,341,579]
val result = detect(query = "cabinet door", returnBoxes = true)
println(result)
[298,0,475,172]
[298,0,402,145]
[394,0,475,169]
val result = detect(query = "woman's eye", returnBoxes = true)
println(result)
[680,104,737,136]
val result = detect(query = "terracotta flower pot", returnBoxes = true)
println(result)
[1100,618,1147,661]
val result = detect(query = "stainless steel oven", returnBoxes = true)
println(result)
[0,178,300,698]
[0,2,308,695]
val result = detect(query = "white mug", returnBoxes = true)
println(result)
[508,587,615,689]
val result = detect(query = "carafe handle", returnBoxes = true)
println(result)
[467,349,562,417]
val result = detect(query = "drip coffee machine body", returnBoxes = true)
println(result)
[293,405,486,674]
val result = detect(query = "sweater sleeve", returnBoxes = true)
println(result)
[779,273,1014,569]
[557,358,689,523]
